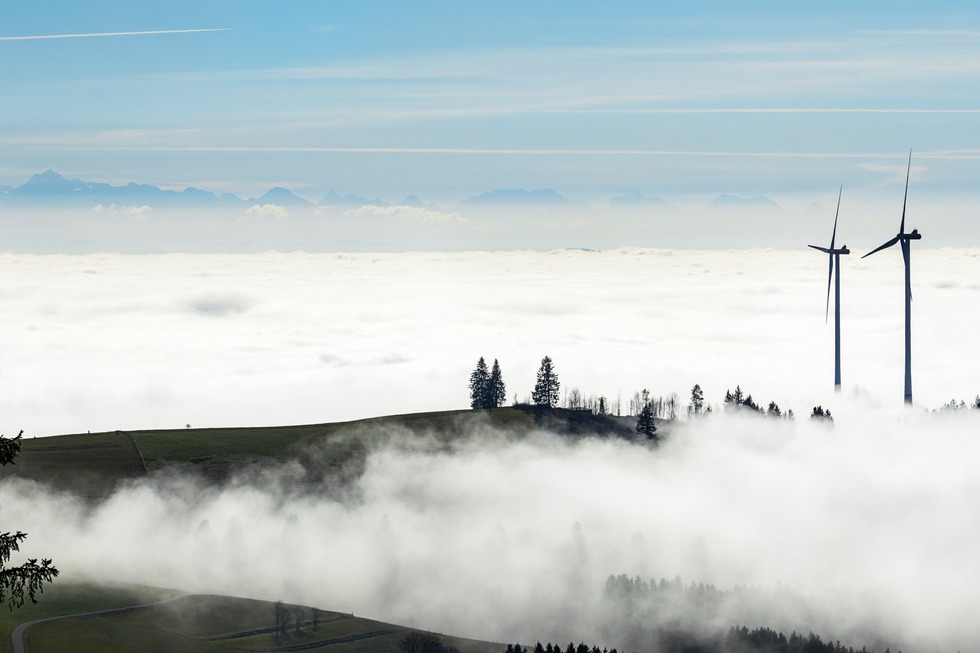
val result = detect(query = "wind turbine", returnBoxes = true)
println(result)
[862,150,921,405]
[808,186,849,392]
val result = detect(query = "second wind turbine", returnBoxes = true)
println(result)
[862,151,921,405]
[809,187,849,392]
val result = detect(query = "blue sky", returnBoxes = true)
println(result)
[3,1,980,204]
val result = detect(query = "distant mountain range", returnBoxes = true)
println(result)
[0,170,432,211]
[0,171,778,213]
[609,191,670,207]
[0,170,348,209]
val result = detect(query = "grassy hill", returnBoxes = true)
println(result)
[1,582,502,653]
[1,406,634,652]
[8,406,634,499]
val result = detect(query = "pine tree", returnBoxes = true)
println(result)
[688,384,704,417]
[469,357,490,409]
[635,401,657,439]
[531,356,560,408]
[488,359,506,408]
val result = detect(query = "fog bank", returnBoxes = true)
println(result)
[2,248,979,436]
[4,409,980,651]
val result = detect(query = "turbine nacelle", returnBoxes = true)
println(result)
[906,229,921,240]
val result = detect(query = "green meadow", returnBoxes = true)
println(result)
[3,406,626,653]
[1,582,501,653]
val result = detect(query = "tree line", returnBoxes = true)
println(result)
[596,574,903,653]
[530,629,896,653]
[467,356,849,437]
[502,628,899,653]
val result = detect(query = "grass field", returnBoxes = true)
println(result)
[9,430,145,499]
[4,583,502,653]
[8,407,551,497]
[12,406,631,497]
[0,582,184,653]
[1,406,627,652]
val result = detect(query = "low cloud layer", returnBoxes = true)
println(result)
[1,249,978,436]
[3,410,979,651]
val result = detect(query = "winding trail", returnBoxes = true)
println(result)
[11,595,186,653]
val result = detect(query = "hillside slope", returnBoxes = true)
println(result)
[8,407,636,499]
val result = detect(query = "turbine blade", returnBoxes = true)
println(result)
[809,244,831,254]
[831,185,842,250]
[825,255,833,323]
[900,150,911,234]
[862,235,900,258]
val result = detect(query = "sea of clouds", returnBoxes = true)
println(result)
[1,248,978,436]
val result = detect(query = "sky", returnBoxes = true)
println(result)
[2,1,980,209]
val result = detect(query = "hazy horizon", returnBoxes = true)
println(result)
[5,2,980,228]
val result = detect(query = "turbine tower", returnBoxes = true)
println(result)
[862,151,921,405]
[808,186,849,392]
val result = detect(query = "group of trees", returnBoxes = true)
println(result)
[938,395,980,411]
[503,629,895,653]
[272,601,321,641]
[469,357,507,409]
[399,632,460,653]
[599,574,901,653]
[720,386,798,421]
[810,406,833,422]
[470,356,929,430]
[505,642,618,653]
[630,390,679,420]
[471,355,561,409]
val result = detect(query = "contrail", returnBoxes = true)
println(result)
[0,28,231,42]
[45,145,980,160]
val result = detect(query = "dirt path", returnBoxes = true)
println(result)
[11,595,186,653]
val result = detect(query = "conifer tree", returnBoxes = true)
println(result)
[635,401,657,439]
[767,401,782,418]
[469,357,490,409]
[688,384,704,417]
[531,356,560,408]
[488,359,506,408]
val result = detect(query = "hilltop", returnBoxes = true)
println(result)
[8,406,638,500]
[0,406,635,653]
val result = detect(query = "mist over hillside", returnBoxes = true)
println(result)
[3,409,979,652]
